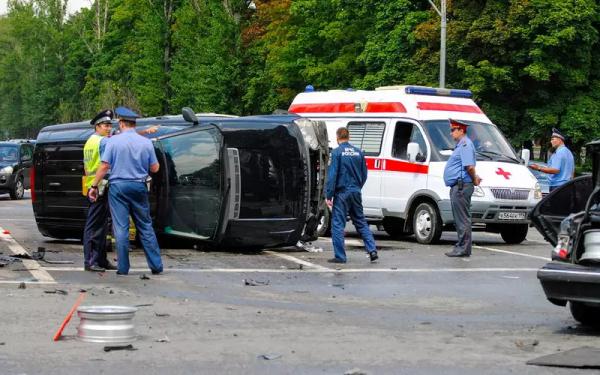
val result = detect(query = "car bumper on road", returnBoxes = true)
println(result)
[0,173,15,191]
[537,261,600,306]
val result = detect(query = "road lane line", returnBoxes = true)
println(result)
[474,245,550,261]
[0,227,56,283]
[42,266,538,273]
[0,280,58,285]
[263,251,332,271]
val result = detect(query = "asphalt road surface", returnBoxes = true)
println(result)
[0,192,598,374]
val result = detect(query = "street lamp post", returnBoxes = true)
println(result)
[428,0,446,88]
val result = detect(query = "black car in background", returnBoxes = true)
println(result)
[0,140,35,200]
[531,139,600,327]
[32,109,328,249]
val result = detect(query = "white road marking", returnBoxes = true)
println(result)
[263,251,331,271]
[42,266,538,273]
[0,226,56,283]
[474,245,550,261]
[0,280,58,285]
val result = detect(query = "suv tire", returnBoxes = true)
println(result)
[412,202,442,244]
[9,176,24,200]
[315,207,331,237]
[500,224,528,244]
[570,301,600,327]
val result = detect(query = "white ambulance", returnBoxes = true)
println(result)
[289,85,541,244]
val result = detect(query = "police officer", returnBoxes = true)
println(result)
[88,107,163,275]
[326,127,378,263]
[529,128,574,192]
[443,119,481,258]
[82,109,116,272]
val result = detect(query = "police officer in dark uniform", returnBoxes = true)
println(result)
[326,127,378,263]
[82,109,117,272]
[443,119,481,257]
[88,107,163,275]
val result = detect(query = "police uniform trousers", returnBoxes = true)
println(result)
[83,194,110,268]
[331,190,377,262]
[108,181,163,274]
[450,183,474,255]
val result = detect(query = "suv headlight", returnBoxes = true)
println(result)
[0,166,13,174]
[534,182,542,200]
[472,185,485,197]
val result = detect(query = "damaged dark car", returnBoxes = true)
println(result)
[531,140,600,326]
[32,109,328,249]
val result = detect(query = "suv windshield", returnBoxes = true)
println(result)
[0,145,18,163]
[423,120,518,162]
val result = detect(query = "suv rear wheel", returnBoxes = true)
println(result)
[499,224,528,244]
[412,202,442,244]
[570,301,600,327]
[9,176,24,200]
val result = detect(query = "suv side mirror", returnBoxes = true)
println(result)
[521,149,531,165]
[407,142,420,163]
[182,107,198,125]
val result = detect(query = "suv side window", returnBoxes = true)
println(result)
[392,121,428,162]
[347,122,385,156]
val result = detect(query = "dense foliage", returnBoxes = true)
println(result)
[0,0,599,159]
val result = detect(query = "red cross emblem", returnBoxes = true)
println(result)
[496,167,511,180]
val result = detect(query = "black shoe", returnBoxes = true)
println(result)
[116,271,128,276]
[369,251,378,262]
[327,258,346,264]
[103,261,117,270]
[445,250,470,258]
[151,269,162,275]
[87,264,106,272]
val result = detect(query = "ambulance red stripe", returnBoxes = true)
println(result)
[365,157,428,174]
[417,102,483,113]
[289,102,407,113]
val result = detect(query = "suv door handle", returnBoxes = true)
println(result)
[49,182,61,187]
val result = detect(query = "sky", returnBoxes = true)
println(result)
[0,0,90,15]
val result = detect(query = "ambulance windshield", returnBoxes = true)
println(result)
[424,120,519,162]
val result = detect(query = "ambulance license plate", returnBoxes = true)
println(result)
[498,212,526,220]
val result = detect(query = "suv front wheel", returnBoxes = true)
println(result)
[10,176,24,200]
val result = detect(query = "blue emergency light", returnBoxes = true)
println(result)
[405,86,472,98]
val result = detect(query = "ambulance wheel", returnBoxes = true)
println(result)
[412,202,442,244]
[382,217,406,239]
[316,207,331,237]
[500,224,528,244]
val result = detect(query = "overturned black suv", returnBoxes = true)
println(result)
[531,140,600,326]
[0,140,35,200]
[32,110,328,249]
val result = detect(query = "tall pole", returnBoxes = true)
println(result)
[428,0,446,88]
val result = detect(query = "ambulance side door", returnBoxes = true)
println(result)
[381,119,429,215]
[346,120,387,217]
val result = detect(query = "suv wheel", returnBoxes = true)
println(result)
[570,301,600,327]
[412,202,442,244]
[315,208,331,237]
[500,224,528,244]
[10,177,24,200]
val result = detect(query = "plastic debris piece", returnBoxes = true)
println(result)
[155,336,170,343]
[154,312,170,317]
[103,344,137,352]
[44,289,68,295]
[18,282,26,289]
[140,274,150,280]
[243,278,270,286]
[134,303,154,307]
[257,353,282,360]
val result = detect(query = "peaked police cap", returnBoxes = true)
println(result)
[115,106,141,122]
[90,109,113,126]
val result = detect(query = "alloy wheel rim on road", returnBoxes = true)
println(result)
[16,180,24,198]
[416,210,432,238]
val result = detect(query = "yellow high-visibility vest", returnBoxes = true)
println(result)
[82,134,103,195]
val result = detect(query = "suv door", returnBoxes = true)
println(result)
[157,127,224,241]
[19,144,33,189]
[530,175,593,246]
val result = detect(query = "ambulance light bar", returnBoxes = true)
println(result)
[405,86,472,98]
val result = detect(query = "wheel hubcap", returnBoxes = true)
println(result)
[317,214,326,233]
[415,210,431,238]
[16,180,23,197]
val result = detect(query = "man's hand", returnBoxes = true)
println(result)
[87,187,98,203]
[144,125,160,135]
[326,198,333,208]
[529,163,539,171]
[474,175,482,186]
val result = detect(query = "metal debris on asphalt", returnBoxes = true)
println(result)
[243,278,270,286]
[44,289,68,295]
[154,312,170,317]
[103,344,137,352]
[257,353,282,360]
[140,274,150,280]
[515,339,540,352]
[155,336,170,343]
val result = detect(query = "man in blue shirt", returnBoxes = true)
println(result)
[529,128,574,192]
[443,119,481,257]
[88,107,163,275]
[326,127,378,263]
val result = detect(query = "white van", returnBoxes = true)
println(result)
[289,85,541,244]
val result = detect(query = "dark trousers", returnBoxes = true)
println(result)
[83,196,110,268]
[331,190,377,262]
[450,183,474,255]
